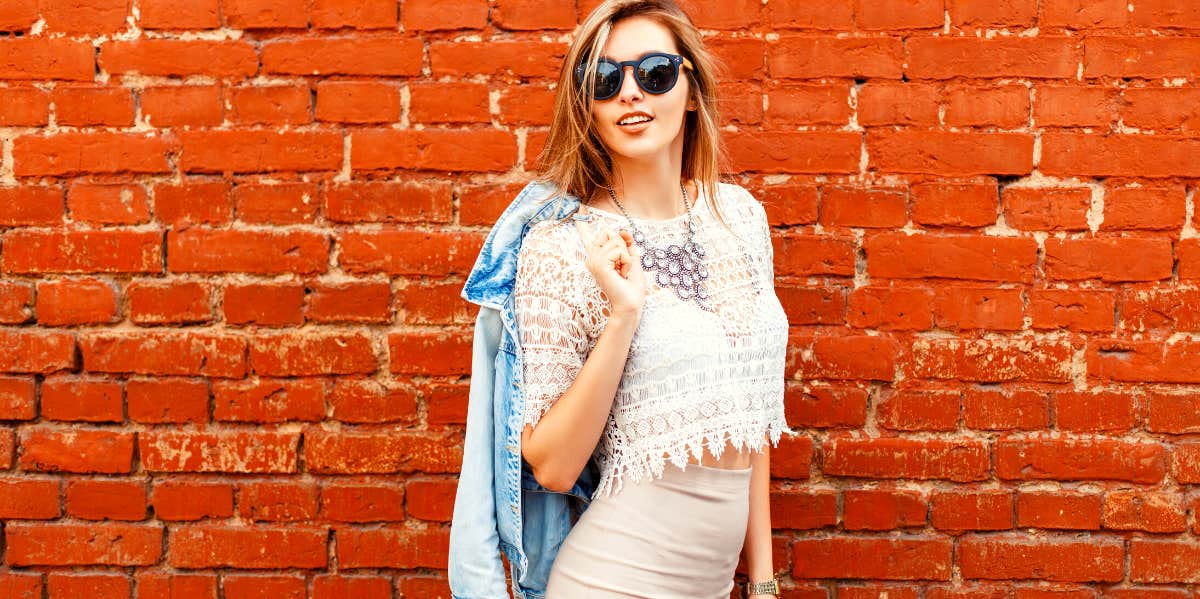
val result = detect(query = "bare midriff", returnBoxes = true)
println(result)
[662,439,753,470]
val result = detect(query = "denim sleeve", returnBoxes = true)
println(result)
[448,307,510,598]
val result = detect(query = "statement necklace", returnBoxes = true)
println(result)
[604,182,714,312]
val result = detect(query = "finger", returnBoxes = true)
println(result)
[606,248,630,278]
[616,250,631,278]
[617,245,634,277]
[588,225,609,252]
[617,229,641,256]
[591,226,612,248]
[605,245,633,269]
[593,234,622,255]
[616,239,635,262]
[598,234,631,263]
[602,247,625,268]
[599,237,624,253]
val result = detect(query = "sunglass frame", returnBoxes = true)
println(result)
[574,52,694,100]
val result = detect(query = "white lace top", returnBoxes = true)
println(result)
[513,182,793,499]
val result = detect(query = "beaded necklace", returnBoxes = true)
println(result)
[603,182,713,312]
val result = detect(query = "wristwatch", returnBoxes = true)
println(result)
[744,577,779,596]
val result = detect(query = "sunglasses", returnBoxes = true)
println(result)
[574,52,694,101]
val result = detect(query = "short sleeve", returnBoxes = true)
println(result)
[514,222,588,429]
[738,185,775,288]
[758,202,775,285]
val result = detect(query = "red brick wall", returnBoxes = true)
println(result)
[1,0,1198,596]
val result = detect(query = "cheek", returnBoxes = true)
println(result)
[657,95,690,132]
[660,83,691,121]
[591,105,625,146]
[591,104,613,130]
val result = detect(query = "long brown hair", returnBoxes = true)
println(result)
[534,0,731,229]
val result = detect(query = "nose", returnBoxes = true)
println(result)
[615,64,643,102]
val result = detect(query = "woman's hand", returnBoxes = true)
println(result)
[574,206,647,320]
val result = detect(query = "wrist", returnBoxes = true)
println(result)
[743,577,780,597]
[607,308,642,329]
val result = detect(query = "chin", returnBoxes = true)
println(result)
[608,143,668,162]
[601,130,681,162]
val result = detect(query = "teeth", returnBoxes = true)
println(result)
[619,115,652,125]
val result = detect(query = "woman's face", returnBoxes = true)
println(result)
[589,16,693,166]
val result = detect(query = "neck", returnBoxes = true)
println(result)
[605,151,689,220]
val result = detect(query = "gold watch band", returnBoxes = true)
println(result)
[745,577,779,595]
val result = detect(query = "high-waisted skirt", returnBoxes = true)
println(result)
[545,462,753,598]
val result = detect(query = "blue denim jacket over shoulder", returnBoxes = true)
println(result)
[449,180,601,599]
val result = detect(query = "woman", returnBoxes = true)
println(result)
[512,1,792,597]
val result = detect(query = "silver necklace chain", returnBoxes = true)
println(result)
[603,182,714,312]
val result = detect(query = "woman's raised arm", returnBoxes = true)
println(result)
[517,209,646,492]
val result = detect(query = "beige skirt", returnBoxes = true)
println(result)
[545,462,753,598]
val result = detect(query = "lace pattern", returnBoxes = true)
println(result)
[513,183,793,499]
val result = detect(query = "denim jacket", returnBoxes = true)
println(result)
[448,180,600,599]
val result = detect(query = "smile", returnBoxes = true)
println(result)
[619,112,657,126]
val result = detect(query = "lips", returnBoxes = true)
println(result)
[617,111,654,126]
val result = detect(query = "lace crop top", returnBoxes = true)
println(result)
[513,182,793,499]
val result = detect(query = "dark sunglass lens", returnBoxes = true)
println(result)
[593,61,622,99]
[638,55,676,93]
